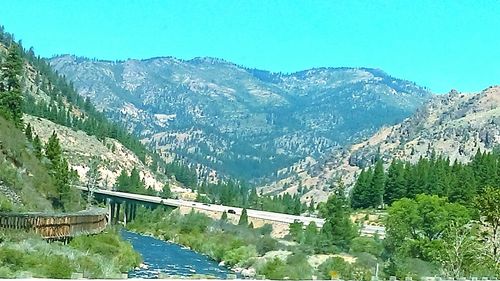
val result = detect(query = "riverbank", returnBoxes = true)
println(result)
[125,207,379,280]
[0,228,140,278]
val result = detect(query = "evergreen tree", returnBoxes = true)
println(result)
[320,180,357,251]
[303,222,319,246]
[32,134,43,159]
[45,131,62,163]
[248,186,259,208]
[369,159,385,208]
[115,169,130,192]
[309,199,315,212]
[289,220,304,242]
[238,208,249,226]
[160,183,171,198]
[0,44,24,127]
[384,159,406,205]
[475,187,500,264]
[351,168,372,209]
[24,123,33,141]
[220,211,228,221]
[53,157,71,210]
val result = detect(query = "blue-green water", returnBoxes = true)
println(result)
[121,230,230,279]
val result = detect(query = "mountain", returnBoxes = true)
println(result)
[49,55,431,182]
[269,86,500,203]
[0,29,192,211]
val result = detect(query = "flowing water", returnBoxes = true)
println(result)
[121,230,231,279]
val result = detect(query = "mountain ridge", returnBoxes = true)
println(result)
[50,54,432,183]
[263,86,500,203]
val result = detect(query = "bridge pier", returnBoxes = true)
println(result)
[115,202,121,224]
[109,201,115,224]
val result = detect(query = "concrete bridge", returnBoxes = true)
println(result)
[79,186,385,237]
[0,208,107,239]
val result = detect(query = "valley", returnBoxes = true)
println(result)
[0,4,499,278]
[50,55,431,183]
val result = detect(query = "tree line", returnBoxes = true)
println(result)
[351,150,500,209]
[350,150,500,277]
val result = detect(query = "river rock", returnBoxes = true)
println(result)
[242,268,256,278]
[219,261,226,267]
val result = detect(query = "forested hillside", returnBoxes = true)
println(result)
[50,55,431,182]
[0,27,197,209]
[264,87,500,203]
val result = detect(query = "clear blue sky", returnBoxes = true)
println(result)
[1,0,499,93]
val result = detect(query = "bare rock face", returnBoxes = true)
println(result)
[49,55,431,183]
[24,115,173,192]
[262,86,500,203]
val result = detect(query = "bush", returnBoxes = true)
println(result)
[285,252,313,280]
[69,229,140,272]
[350,237,383,257]
[259,257,287,280]
[318,257,353,280]
[255,235,278,255]
[257,224,273,236]
[223,245,257,267]
[39,255,74,278]
[0,195,13,212]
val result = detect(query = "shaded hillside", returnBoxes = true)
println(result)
[0,117,56,211]
[263,86,500,202]
[49,55,431,181]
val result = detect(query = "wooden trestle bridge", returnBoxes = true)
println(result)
[0,208,108,239]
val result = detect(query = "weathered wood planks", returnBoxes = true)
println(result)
[0,208,108,238]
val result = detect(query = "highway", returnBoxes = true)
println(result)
[78,186,385,236]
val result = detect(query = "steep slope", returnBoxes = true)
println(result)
[271,86,500,202]
[49,55,431,182]
[0,116,55,211]
[0,28,189,211]
[25,115,164,190]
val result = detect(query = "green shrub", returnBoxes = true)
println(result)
[0,266,13,278]
[259,257,287,280]
[0,194,13,212]
[255,235,278,255]
[318,257,353,280]
[39,255,74,278]
[350,236,383,257]
[223,245,257,267]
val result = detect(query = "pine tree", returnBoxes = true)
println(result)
[238,208,249,226]
[32,134,43,159]
[0,44,24,127]
[115,170,130,192]
[303,222,318,246]
[53,157,71,210]
[351,168,372,209]
[45,131,62,163]
[384,160,407,205]
[248,186,259,208]
[309,199,315,212]
[221,211,228,221]
[369,160,385,208]
[24,123,33,142]
[160,183,171,198]
[320,180,357,251]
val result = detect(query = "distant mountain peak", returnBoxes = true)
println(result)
[49,55,432,182]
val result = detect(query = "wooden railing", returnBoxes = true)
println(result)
[0,208,108,239]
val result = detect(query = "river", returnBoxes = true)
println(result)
[121,230,231,279]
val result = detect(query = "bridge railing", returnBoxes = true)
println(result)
[0,208,108,239]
